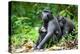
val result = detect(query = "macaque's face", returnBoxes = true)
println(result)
[58,16,65,27]
[41,10,51,20]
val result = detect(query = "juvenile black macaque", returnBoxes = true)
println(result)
[35,26,47,49]
[57,16,75,35]
[35,10,62,49]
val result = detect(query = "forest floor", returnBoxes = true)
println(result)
[10,39,78,53]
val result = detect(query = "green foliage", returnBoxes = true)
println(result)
[11,16,39,47]
[9,1,78,48]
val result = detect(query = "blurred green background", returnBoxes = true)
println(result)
[9,1,78,48]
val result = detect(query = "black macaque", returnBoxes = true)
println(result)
[35,10,62,49]
[57,16,75,35]
[35,26,47,49]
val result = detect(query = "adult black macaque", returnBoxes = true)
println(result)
[35,10,62,49]
[57,16,75,35]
